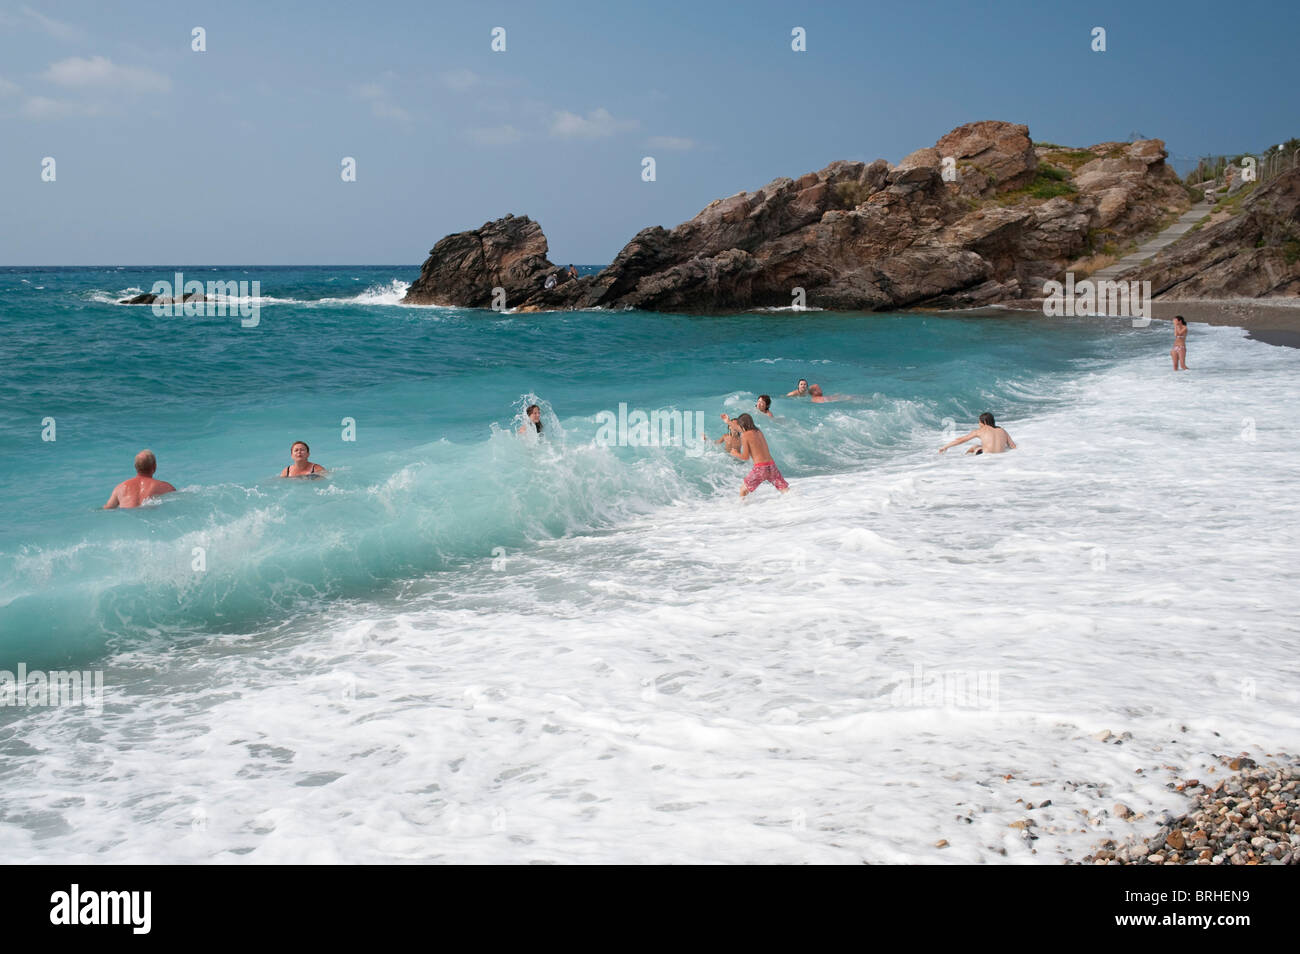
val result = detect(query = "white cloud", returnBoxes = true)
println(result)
[41,56,169,93]
[371,100,411,122]
[439,69,481,91]
[467,125,522,146]
[17,6,86,42]
[0,76,21,96]
[351,75,410,122]
[21,95,105,119]
[550,107,638,140]
[648,135,694,151]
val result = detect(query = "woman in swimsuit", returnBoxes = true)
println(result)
[518,404,543,437]
[1171,315,1188,371]
[281,440,327,478]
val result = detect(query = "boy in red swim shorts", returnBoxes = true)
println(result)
[729,413,790,497]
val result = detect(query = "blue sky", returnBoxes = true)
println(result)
[2,0,1297,265]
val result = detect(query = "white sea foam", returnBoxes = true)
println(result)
[1,325,1297,863]
[318,279,413,306]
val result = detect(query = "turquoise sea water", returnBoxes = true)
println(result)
[0,266,1163,665]
[4,265,1300,864]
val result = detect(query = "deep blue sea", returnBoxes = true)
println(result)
[2,265,1296,863]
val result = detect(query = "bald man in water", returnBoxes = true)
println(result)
[104,450,177,509]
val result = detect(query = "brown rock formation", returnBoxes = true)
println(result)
[935,120,1037,198]
[1123,169,1300,299]
[403,121,1193,313]
[403,214,559,307]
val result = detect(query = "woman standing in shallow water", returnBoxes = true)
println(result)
[1171,315,1189,371]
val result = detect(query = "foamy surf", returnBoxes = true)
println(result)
[3,271,1296,864]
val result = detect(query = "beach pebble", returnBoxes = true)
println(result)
[1074,752,1300,865]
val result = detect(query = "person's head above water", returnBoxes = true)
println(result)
[979,412,995,427]
[757,395,771,412]
[290,440,310,459]
[134,449,158,475]
[797,379,809,391]
[735,413,757,431]
[525,404,542,432]
[809,385,824,397]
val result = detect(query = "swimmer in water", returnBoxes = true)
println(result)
[786,379,810,398]
[103,449,177,508]
[1171,315,1188,371]
[756,394,774,418]
[715,414,742,454]
[281,440,327,477]
[808,385,848,403]
[730,413,790,497]
[518,404,543,436]
[938,412,1017,455]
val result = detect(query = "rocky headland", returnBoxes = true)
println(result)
[403,120,1197,313]
[1120,167,1300,298]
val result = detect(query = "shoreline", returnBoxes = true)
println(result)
[964,298,1300,349]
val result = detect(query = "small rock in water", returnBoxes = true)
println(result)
[1094,730,1113,742]
[1114,803,1133,819]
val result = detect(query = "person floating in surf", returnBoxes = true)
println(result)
[103,449,177,508]
[518,404,543,437]
[730,413,790,497]
[756,395,774,418]
[1171,315,1188,371]
[281,440,327,477]
[808,385,849,403]
[939,412,1017,456]
[787,379,810,398]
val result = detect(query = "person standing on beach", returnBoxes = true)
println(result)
[939,412,1016,455]
[1171,315,1189,371]
[281,441,327,477]
[730,413,790,497]
[103,450,177,508]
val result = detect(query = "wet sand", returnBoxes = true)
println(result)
[980,298,1300,349]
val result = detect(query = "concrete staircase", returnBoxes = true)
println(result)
[1089,200,1213,282]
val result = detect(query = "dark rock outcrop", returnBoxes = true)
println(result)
[1123,169,1300,298]
[403,121,1193,313]
[403,214,557,307]
[119,291,208,305]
